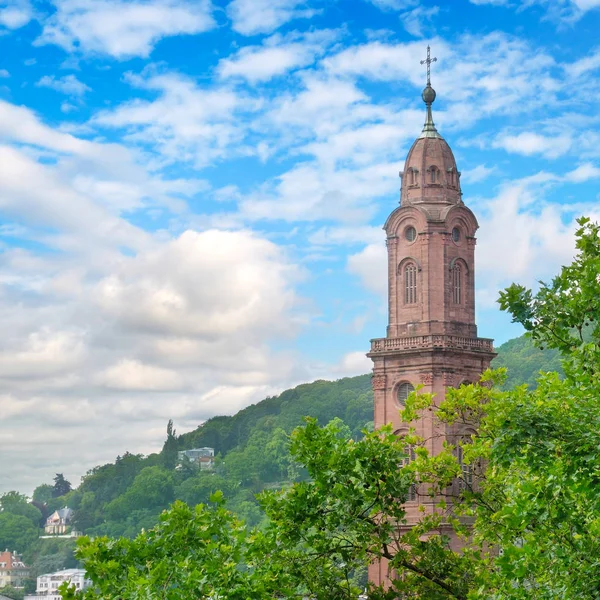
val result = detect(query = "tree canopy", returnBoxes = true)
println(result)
[59,217,600,599]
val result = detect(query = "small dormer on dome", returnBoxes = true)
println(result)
[399,55,462,208]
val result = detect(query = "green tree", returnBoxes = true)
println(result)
[105,466,175,521]
[52,474,72,498]
[61,498,294,600]
[63,219,600,599]
[0,492,43,527]
[0,513,39,553]
[32,484,53,504]
[161,420,179,470]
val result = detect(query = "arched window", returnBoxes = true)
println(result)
[456,445,473,491]
[407,167,419,186]
[397,382,414,406]
[405,263,417,304]
[452,263,462,304]
[447,167,454,186]
[401,445,417,501]
[429,166,439,184]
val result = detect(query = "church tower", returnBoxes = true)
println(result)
[367,48,495,586]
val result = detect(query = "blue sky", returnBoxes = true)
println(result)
[1,0,600,493]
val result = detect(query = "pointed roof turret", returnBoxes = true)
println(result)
[400,46,462,210]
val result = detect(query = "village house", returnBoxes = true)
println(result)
[44,507,73,535]
[0,550,30,588]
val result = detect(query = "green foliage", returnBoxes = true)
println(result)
[52,474,72,498]
[491,334,562,389]
[104,466,174,521]
[59,218,600,599]
[61,499,291,600]
[161,419,179,470]
[0,585,24,600]
[0,513,39,553]
[32,484,53,504]
[0,492,42,527]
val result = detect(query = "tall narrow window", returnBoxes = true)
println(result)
[408,168,418,186]
[401,445,417,501]
[452,263,462,304]
[397,382,414,406]
[405,263,417,304]
[430,166,439,183]
[457,445,473,491]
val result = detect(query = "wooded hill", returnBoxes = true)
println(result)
[0,332,563,594]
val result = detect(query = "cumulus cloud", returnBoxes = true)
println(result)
[493,131,572,159]
[36,74,91,97]
[93,70,246,167]
[564,162,600,182]
[0,99,314,492]
[0,211,306,493]
[36,0,216,59]
[0,0,32,29]
[347,243,387,296]
[218,30,340,83]
[99,359,184,391]
[227,0,318,35]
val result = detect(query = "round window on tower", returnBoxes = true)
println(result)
[452,227,461,243]
[397,382,415,407]
[405,226,417,242]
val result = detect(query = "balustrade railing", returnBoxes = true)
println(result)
[370,335,494,353]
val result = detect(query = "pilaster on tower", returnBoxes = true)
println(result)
[367,48,496,588]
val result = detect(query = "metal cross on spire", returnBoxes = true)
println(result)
[420,45,437,87]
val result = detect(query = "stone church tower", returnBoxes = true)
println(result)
[367,48,495,586]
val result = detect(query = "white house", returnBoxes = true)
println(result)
[24,568,90,600]
[44,507,73,535]
[178,447,215,470]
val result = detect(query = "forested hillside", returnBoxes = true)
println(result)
[0,332,560,595]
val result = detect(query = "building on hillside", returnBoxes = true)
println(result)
[24,569,90,600]
[178,447,215,470]
[0,551,30,588]
[366,46,496,586]
[44,507,73,535]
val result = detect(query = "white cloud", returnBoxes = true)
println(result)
[401,6,439,38]
[95,229,302,339]
[218,30,339,83]
[93,70,246,167]
[473,174,600,313]
[572,0,600,9]
[367,0,418,9]
[0,0,32,29]
[308,225,383,247]
[0,329,86,379]
[493,131,572,159]
[99,359,184,391]
[227,0,318,35]
[330,350,372,378]
[36,74,91,97]
[0,69,9,78]
[564,162,600,182]
[461,164,498,184]
[569,48,600,77]
[36,0,216,59]
[347,243,387,296]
